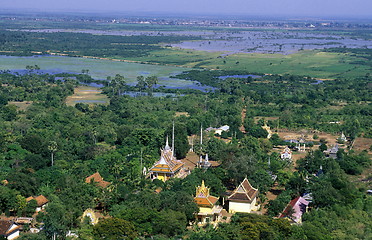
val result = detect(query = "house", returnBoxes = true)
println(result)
[194,180,223,225]
[214,125,229,135]
[227,178,259,213]
[324,144,339,159]
[85,172,111,188]
[0,220,20,240]
[148,137,184,182]
[26,195,49,212]
[279,196,309,224]
[280,146,292,160]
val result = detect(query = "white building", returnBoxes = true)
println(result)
[227,178,259,213]
[0,220,20,240]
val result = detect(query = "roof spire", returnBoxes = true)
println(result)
[165,135,170,150]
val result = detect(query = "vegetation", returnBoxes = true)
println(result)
[0,16,370,240]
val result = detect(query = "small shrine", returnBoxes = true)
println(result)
[198,154,212,169]
[281,146,292,160]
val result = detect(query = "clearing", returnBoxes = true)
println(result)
[65,86,109,106]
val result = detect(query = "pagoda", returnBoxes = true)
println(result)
[148,137,184,182]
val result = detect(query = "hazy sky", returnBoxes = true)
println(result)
[3,0,372,17]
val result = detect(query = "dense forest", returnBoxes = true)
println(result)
[0,65,370,239]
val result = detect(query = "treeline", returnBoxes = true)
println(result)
[0,30,201,58]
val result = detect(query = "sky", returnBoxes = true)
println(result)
[2,0,372,18]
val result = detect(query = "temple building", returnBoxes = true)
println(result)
[227,178,259,213]
[279,196,309,224]
[194,180,223,225]
[148,137,184,182]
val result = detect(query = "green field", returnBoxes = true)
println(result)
[131,49,371,79]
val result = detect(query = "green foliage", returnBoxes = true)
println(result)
[93,218,138,240]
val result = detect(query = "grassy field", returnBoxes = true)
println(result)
[132,49,371,79]
[65,86,109,106]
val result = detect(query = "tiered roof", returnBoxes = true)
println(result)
[149,138,183,174]
[194,180,219,207]
[228,178,258,203]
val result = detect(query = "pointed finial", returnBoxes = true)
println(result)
[205,154,209,162]
[165,135,170,150]
[201,180,205,188]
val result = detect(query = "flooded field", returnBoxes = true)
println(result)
[171,31,372,54]
[19,28,372,54]
[0,55,207,90]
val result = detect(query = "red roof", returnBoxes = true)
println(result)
[279,196,309,223]
[228,178,258,203]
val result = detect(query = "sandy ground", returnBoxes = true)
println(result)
[65,86,108,106]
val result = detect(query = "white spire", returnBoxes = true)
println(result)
[172,121,175,156]
[165,135,170,150]
[205,154,209,162]
[200,125,203,146]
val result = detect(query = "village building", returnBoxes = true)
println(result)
[194,180,223,225]
[85,172,111,188]
[0,220,20,240]
[280,146,292,160]
[227,178,259,213]
[279,196,309,224]
[148,137,184,182]
[26,195,49,213]
[324,144,339,159]
[214,125,230,135]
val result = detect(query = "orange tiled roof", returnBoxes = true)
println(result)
[194,195,219,207]
[149,148,183,174]
[228,178,258,203]
[26,195,49,207]
[85,172,111,188]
